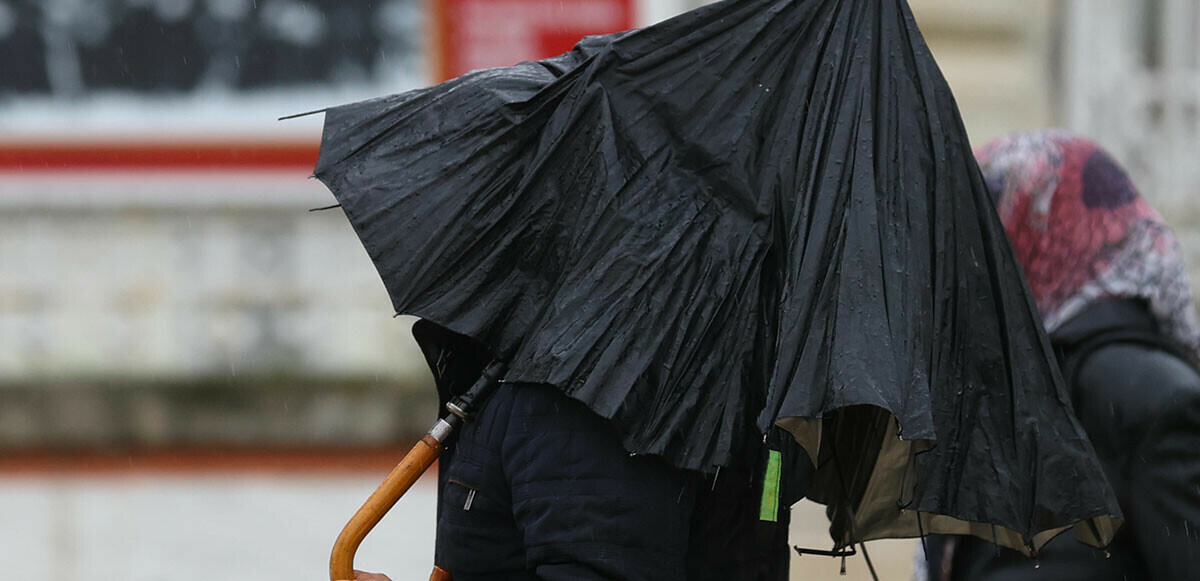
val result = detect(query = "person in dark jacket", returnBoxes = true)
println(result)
[349,322,803,581]
[918,130,1200,581]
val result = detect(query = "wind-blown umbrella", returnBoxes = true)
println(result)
[313,0,1121,554]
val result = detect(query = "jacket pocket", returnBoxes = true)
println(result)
[447,478,479,511]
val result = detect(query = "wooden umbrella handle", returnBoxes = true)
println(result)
[329,363,502,581]
[329,431,446,581]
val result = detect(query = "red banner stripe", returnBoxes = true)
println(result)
[0,142,320,171]
[0,446,426,475]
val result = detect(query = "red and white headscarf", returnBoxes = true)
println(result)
[974,130,1200,356]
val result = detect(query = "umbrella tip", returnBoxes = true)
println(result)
[278,108,328,121]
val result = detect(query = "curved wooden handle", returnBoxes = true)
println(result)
[329,434,444,581]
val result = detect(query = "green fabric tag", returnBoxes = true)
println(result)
[759,449,782,522]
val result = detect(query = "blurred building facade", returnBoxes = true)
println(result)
[0,0,1195,450]
[0,0,434,449]
[1060,0,1200,276]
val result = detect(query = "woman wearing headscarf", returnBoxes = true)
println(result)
[919,130,1200,580]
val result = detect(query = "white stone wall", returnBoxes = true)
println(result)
[909,0,1055,145]
[1061,0,1200,278]
[0,172,429,383]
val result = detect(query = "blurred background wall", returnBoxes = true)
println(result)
[0,0,1196,474]
[3,1,1198,579]
[2,0,1199,452]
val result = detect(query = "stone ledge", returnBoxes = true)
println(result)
[0,378,439,449]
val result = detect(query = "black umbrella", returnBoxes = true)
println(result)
[312,0,1120,555]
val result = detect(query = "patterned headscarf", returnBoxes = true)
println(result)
[975,130,1200,356]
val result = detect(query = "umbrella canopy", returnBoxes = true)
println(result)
[313,0,1120,554]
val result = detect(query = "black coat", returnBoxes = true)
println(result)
[414,320,804,580]
[927,299,1200,580]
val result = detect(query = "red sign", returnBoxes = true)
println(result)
[0,141,318,172]
[434,0,635,81]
